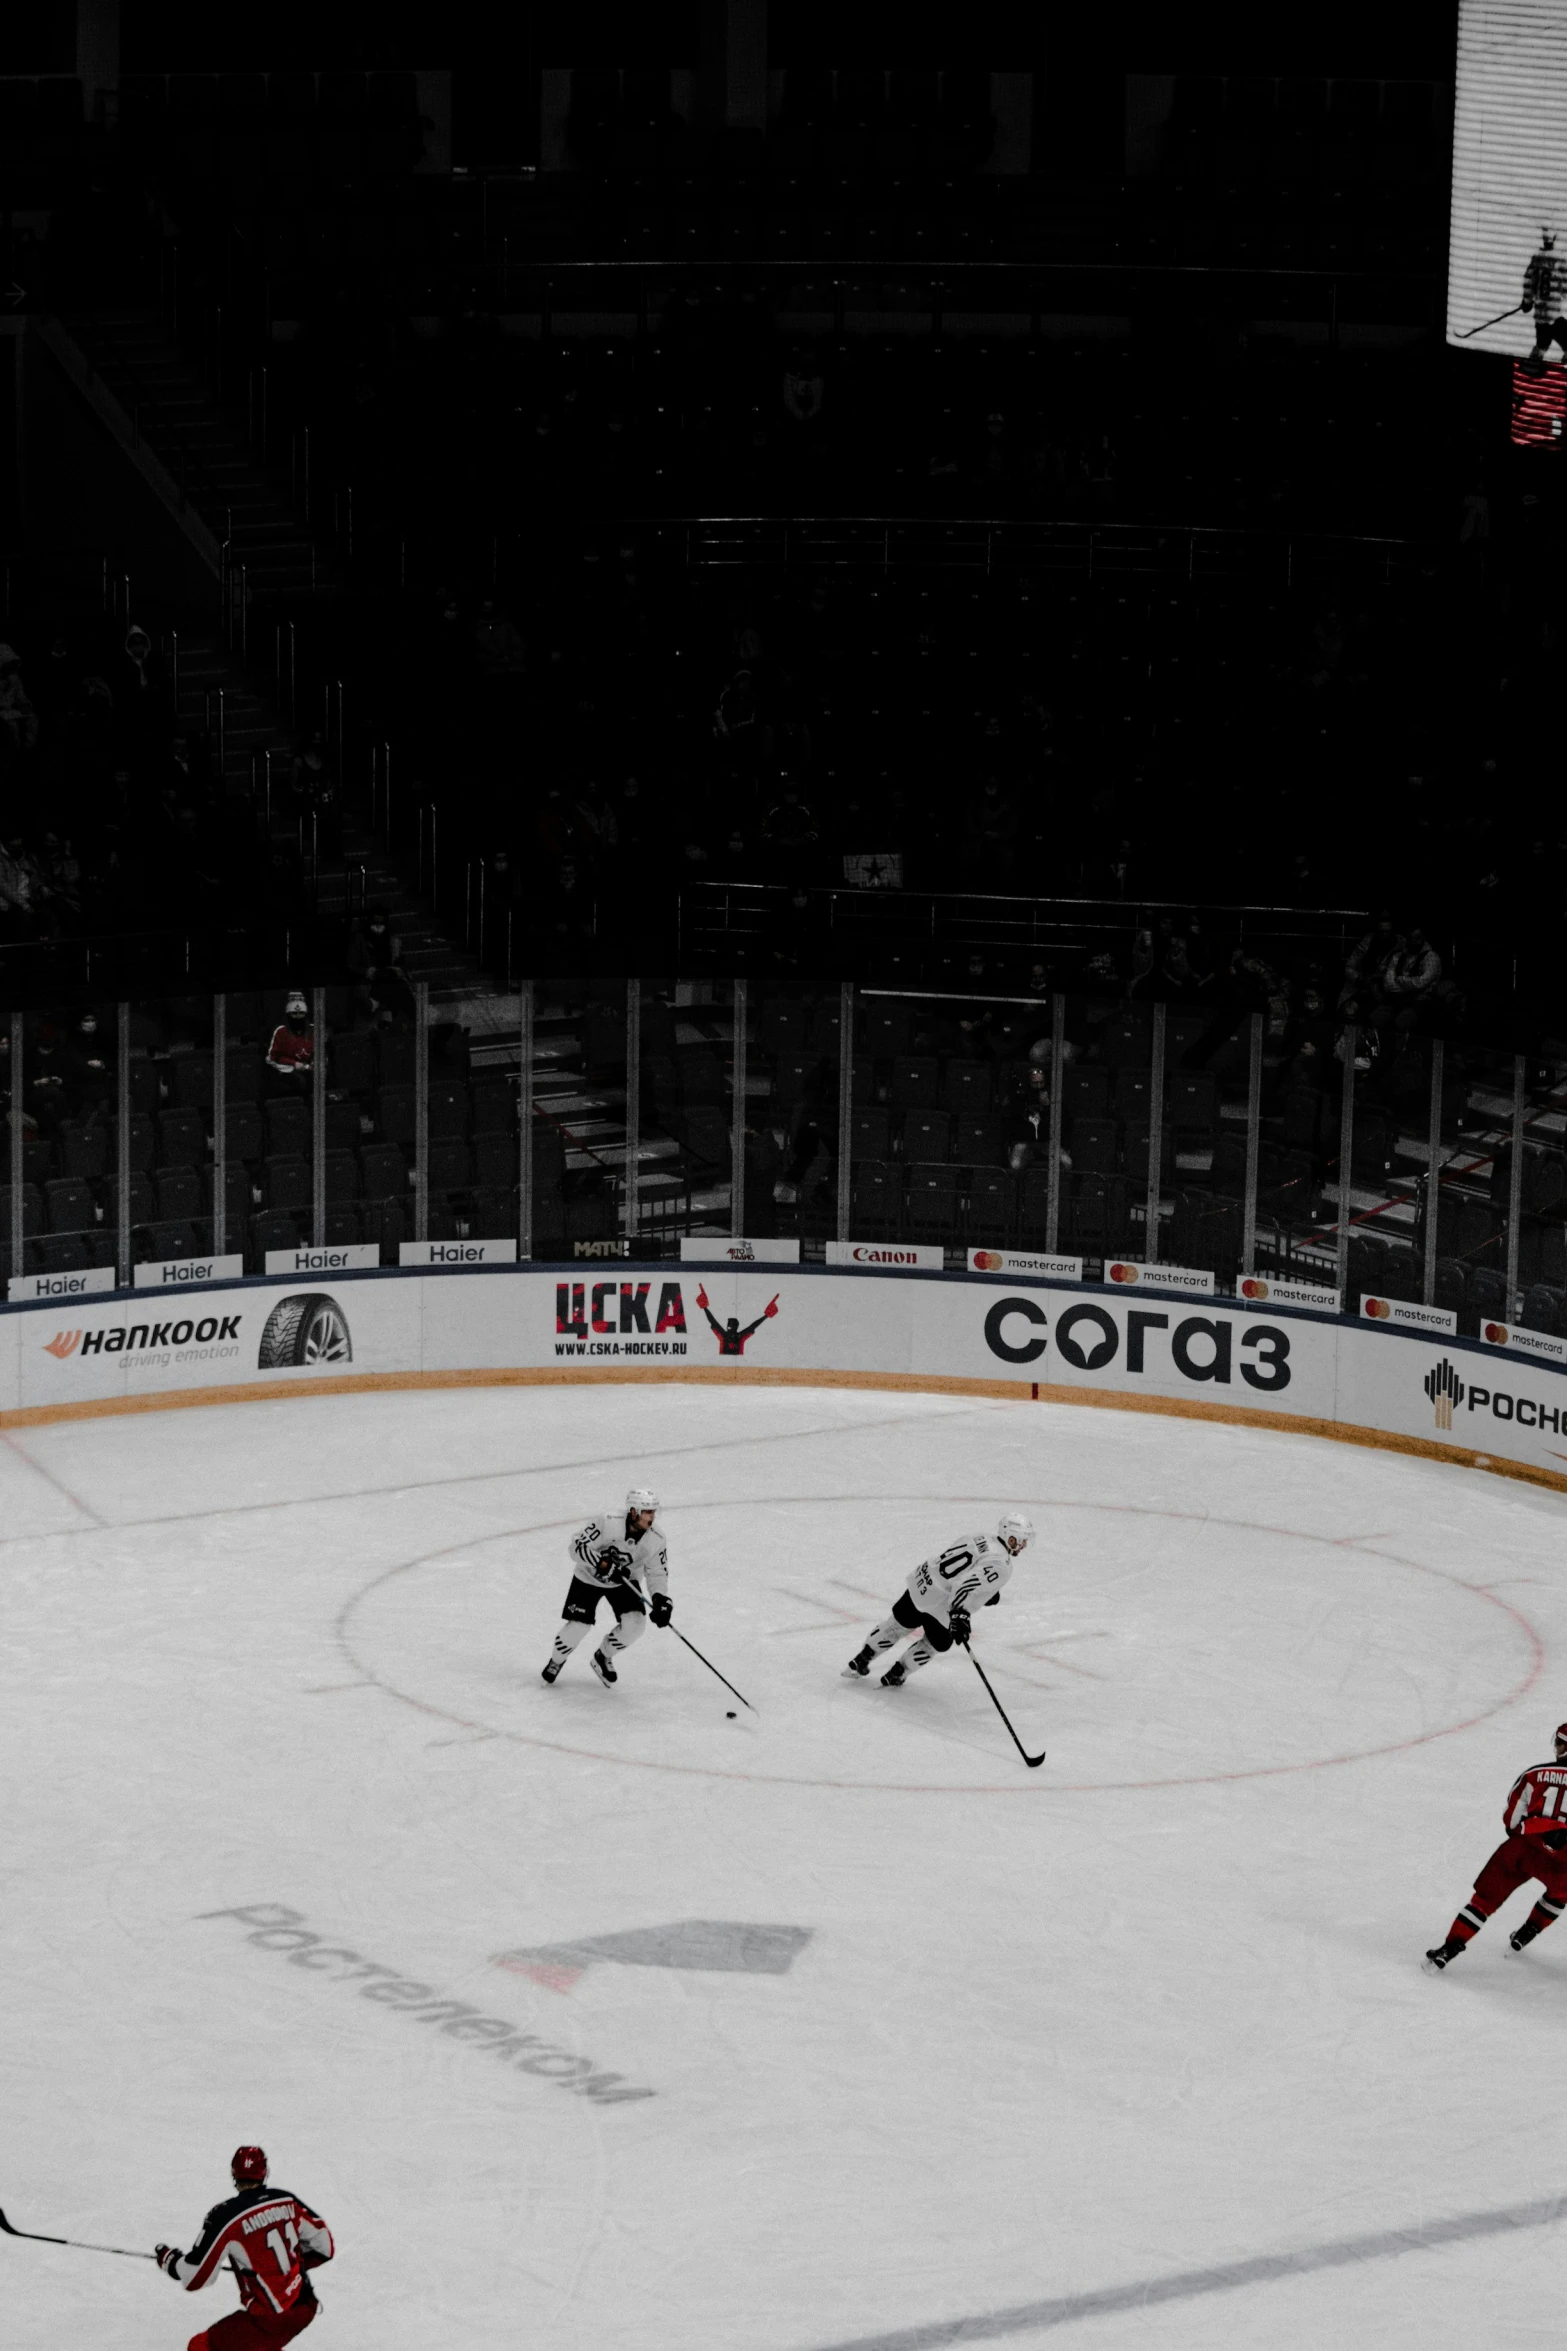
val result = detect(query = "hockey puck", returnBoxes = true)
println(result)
[726,1710,737,1719]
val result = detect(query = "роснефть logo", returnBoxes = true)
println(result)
[1425,1357,1465,1430]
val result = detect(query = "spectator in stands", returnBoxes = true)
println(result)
[1340,915,1401,1008]
[0,644,39,769]
[1371,928,1442,1028]
[346,909,403,1021]
[67,1011,114,1110]
[1333,998,1379,1077]
[0,837,40,939]
[1280,985,1335,1090]
[759,783,820,864]
[781,351,825,433]
[961,778,1020,878]
[117,626,168,753]
[265,992,315,1088]
[27,1022,71,1136]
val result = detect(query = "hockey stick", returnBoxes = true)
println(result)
[967,1650,1046,1768]
[665,1622,757,1713]
[0,2208,155,2260]
[1454,300,1528,339]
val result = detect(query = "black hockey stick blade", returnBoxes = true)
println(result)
[668,1623,756,1712]
[0,2208,154,2259]
[968,1651,1046,1768]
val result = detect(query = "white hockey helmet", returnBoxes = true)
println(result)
[626,1486,660,1516]
[997,1511,1035,1553]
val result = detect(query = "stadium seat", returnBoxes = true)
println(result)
[103,1172,156,1227]
[473,1131,518,1188]
[265,1099,311,1157]
[45,1178,96,1235]
[902,1110,952,1162]
[888,1056,939,1109]
[428,1139,472,1194]
[264,1156,311,1213]
[57,1119,110,1181]
[1062,1067,1110,1119]
[940,1061,992,1113]
[155,1167,203,1222]
[953,1116,1007,1168]
[158,1109,207,1167]
[428,1081,469,1139]
[359,1143,406,1200]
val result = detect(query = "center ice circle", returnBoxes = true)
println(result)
[338,1491,1540,1795]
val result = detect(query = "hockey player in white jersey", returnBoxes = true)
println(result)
[843,1513,1035,1687]
[541,1487,672,1688]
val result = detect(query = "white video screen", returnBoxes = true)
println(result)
[1448,0,1567,358]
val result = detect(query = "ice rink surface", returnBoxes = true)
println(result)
[4,1379,1567,2349]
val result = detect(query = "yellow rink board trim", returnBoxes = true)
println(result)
[3,1363,1566,1498]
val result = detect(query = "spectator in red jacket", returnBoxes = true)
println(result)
[266,993,314,1087]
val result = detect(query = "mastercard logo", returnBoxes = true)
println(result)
[1484,1322,1509,1344]
[1108,1263,1138,1284]
[1240,1278,1267,1299]
[1365,1297,1391,1319]
[973,1251,1003,1272]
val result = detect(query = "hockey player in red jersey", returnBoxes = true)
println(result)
[1425,1723,1567,1970]
[155,2145,333,2348]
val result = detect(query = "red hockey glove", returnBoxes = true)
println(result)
[155,2245,182,2276]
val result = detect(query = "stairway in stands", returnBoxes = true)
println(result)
[57,309,486,1002]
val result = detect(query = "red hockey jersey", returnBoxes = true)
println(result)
[170,2183,333,2318]
[1505,1760,1567,1839]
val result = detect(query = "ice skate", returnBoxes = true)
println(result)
[590,1648,618,1688]
[1423,1939,1464,1972]
[881,1660,907,1689]
[1509,1922,1541,1952]
[540,1657,564,1685]
[842,1648,874,1680]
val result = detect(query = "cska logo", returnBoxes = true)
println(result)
[43,1330,82,1360]
[695,1283,779,1357]
[1425,1357,1465,1431]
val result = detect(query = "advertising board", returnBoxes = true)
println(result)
[4,1263,1567,1493]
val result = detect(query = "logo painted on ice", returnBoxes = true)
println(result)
[696,1282,779,1358]
[493,1920,814,1993]
[1425,1358,1465,1430]
[43,1330,82,1358]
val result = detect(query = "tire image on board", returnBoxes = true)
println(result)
[257,1292,353,1369]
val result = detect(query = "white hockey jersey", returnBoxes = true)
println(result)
[906,1532,1013,1626]
[569,1508,670,1598]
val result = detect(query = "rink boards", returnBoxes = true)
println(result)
[2,1260,1566,1491]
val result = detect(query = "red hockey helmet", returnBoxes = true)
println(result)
[1556,1723,1567,1759]
[231,2146,267,2184]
